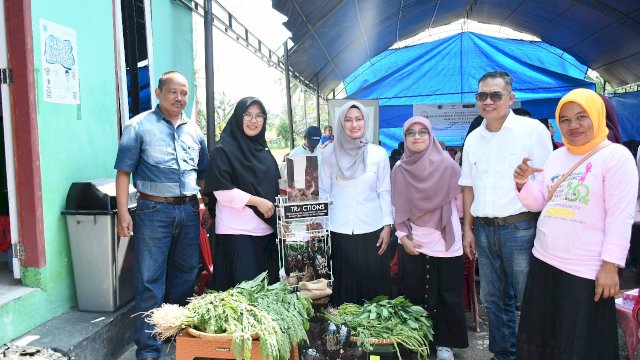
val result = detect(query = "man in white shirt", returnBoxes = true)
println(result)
[289,125,322,157]
[459,71,552,360]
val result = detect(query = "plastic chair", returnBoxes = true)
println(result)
[463,255,480,332]
[197,206,213,294]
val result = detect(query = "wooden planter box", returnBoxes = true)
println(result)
[175,330,299,360]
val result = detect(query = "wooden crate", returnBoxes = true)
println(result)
[175,331,299,360]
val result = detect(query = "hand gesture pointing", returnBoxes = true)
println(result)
[513,157,543,188]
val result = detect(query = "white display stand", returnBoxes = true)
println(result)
[275,194,333,291]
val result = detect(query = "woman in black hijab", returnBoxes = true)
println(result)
[203,97,280,290]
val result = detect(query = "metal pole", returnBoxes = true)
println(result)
[123,0,140,117]
[204,0,216,148]
[316,83,320,127]
[284,40,294,149]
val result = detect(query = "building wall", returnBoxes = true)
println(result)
[150,0,195,114]
[0,0,195,344]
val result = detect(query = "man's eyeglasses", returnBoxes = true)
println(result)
[243,113,265,122]
[405,129,430,138]
[475,91,511,102]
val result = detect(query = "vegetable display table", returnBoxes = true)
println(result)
[175,331,299,360]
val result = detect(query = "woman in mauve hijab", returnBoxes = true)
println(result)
[391,116,468,360]
[319,101,393,305]
[514,88,637,359]
[202,97,279,291]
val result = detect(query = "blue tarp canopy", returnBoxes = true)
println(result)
[341,32,594,148]
[345,32,592,106]
[611,91,640,142]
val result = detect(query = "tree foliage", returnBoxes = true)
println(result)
[274,79,329,148]
[196,91,236,140]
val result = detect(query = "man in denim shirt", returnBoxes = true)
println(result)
[114,70,208,360]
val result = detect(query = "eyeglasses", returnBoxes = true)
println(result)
[405,129,430,138]
[243,113,265,122]
[475,91,511,102]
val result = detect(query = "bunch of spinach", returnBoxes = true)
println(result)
[323,296,433,359]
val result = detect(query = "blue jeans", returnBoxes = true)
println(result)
[133,199,201,360]
[475,217,536,360]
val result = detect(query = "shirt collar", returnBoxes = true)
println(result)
[479,110,517,136]
[153,105,188,125]
[302,144,319,153]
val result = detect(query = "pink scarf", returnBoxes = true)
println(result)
[391,116,462,250]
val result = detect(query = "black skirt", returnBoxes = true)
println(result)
[516,257,619,360]
[212,232,279,291]
[330,229,392,305]
[399,250,469,349]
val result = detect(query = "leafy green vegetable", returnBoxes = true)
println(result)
[323,296,434,359]
[146,272,312,360]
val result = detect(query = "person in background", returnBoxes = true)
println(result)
[389,148,403,169]
[202,97,280,290]
[320,100,393,305]
[319,125,334,148]
[514,88,637,359]
[541,118,563,150]
[459,70,552,360]
[279,125,323,180]
[289,125,323,157]
[392,116,468,360]
[511,107,532,118]
[599,94,623,144]
[438,140,457,160]
[114,70,209,360]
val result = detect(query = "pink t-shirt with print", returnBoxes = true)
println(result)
[517,143,638,280]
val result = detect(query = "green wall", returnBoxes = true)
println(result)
[0,0,195,344]
[151,0,195,114]
[0,0,118,343]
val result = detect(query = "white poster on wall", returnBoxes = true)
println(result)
[40,19,80,104]
[328,99,379,145]
[413,101,521,139]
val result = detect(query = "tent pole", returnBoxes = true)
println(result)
[284,40,294,149]
[204,0,216,147]
[316,82,320,127]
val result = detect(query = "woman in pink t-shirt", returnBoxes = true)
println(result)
[513,88,638,359]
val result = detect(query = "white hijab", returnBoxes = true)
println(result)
[325,101,370,180]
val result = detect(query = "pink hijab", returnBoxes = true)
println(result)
[391,116,462,250]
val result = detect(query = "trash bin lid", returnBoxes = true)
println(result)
[62,178,136,214]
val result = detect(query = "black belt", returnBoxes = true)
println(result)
[138,192,197,205]
[475,212,538,227]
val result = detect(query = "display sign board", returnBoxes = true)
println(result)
[283,202,329,220]
[413,101,521,139]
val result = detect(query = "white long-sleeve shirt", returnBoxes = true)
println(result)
[320,144,393,234]
[459,111,553,217]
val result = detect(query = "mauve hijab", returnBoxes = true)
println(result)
[324,101,370,180]
[391,116,462,250]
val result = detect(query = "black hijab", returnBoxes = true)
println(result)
[204,97,279,228]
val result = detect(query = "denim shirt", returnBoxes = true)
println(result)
[114,106,209,197]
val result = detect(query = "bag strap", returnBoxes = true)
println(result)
[546,141,612,203]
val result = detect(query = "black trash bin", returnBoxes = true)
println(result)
[62,178,136,312]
